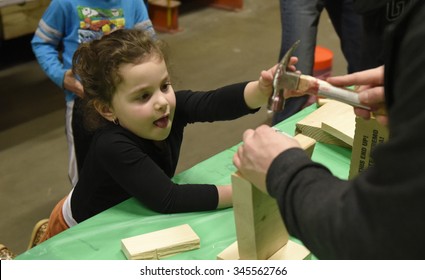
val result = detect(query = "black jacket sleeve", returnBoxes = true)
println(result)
[97,131,219,214]
[175,82,259,124]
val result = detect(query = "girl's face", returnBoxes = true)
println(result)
[111,57,176,141]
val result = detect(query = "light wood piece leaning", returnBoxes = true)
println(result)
[217,133,315,260]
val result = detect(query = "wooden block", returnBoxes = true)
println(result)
[216,240,239,260]
[121,224,200,260]
[317,97,335,107]
[321,109,355,147]
[226,132,315,260]
[293,133,316,157]
[296,100,355,148]
[217,240,310,260]
[268,240,311,260]
[232,172,289,260]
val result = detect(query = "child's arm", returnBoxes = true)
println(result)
[216,185,232,209]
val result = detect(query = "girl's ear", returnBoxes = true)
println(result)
[93,100,115,122]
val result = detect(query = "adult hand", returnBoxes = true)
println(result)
[327,66,388,126]
[233,125,300,193]
[64,70,84,98]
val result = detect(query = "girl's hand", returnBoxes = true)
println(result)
[258,57,299,97]
[244,57,299,109]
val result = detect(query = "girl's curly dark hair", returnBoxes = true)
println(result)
[72,29,167,131]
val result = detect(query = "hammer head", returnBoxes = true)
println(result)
[278,40,301,90]
[267,40,301,112]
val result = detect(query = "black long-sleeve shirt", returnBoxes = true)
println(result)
[71,82,256,223]
[354,0,412,68]
[267,0,425,259]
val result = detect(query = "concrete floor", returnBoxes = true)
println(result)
[0,0,347,255]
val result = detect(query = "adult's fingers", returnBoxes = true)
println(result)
[327,66,384,87]
[242,129,255,142]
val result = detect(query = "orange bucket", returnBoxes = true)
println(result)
[313,46,333,79]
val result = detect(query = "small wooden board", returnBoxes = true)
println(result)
[222,134,315,260]
[293,133,317,157]
[217,240,310,260]
[231,172,289,260]
[296,100,355,148]
[321,119,355,146]
[121,224,200,260]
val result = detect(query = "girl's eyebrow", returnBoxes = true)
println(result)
[127,84,150,96]
[127,73,170,96]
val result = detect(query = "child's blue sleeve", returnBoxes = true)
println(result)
[31,0,68,89]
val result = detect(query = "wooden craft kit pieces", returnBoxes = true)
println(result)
[217,134,315,260]
[217,239,310,260]
[231,172,289,260]
[296,100,355,148]
[120,101,387,261]
[121,224,200,260]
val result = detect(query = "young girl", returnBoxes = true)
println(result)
[40,28,296,241]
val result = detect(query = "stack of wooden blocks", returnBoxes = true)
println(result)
[295,99,388,178]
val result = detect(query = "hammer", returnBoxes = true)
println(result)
[267,40,371,112]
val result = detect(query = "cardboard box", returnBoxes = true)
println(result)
[349,117,389,179]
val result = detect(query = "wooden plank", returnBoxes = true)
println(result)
[296,100,354,148]
[217,240,310,260]
[317,97,335,107]
[121,224,200,260]
[321,105,356,147]
[226,134,315,260]
[293,133,316,157]
[231,172,288,260]
[268,240,310,260]
[216,240,239,260]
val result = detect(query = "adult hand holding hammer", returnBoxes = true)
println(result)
[327,66,388,126]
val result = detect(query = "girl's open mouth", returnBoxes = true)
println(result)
[153,115,169,128]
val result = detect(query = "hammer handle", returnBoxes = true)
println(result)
[299,75,371,110]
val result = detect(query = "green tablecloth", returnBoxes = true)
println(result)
[16,105,351,260]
